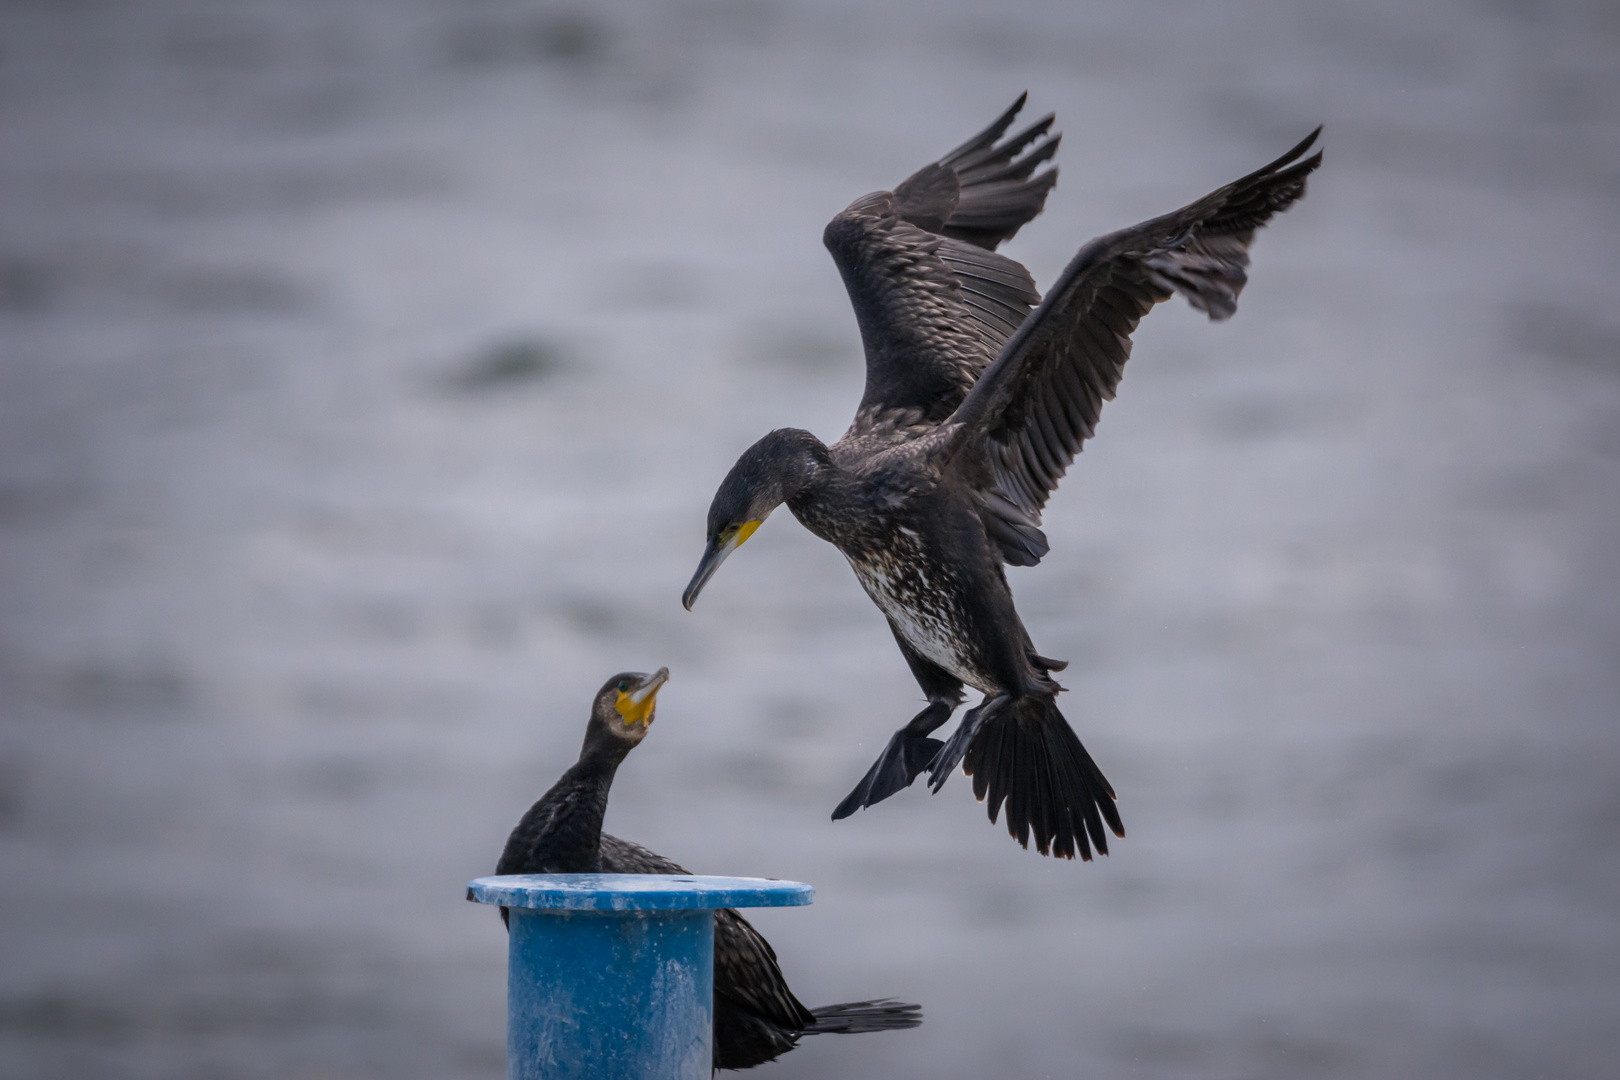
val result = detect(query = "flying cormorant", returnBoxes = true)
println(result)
[682,96,1321,860]
[494,669,922,1071]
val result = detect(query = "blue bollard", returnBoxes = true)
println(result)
[467,873,814,1080]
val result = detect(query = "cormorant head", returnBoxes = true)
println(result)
[587,668,669,751]
[682,428,826,610]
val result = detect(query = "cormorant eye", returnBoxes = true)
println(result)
[617,679,629,693]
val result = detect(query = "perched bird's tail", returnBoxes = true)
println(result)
[806,998,923,1035]
[963,694,1124,859]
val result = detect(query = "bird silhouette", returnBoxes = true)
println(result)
[683,96,1321,859]
[494,669,922,1069]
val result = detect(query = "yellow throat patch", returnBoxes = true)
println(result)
[615,689,658,726]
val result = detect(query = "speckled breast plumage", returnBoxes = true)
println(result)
[846,527,994,694]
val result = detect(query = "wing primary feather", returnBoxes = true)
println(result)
[936,92,1029,169]
[960,130,1061,185]
[952,117,1057,181]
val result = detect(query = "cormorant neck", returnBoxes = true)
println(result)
[575,723,634,778]
[553,732,627,860]
[522,757,613,875]
[772,428,833,505]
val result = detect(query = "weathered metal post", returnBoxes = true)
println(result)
[466,873,814,1080]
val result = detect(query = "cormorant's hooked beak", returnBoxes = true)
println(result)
[681,522,760,610]
[615,667,669,726]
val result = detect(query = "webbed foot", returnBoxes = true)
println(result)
[927,693,1011,793]
[831,701,952,819]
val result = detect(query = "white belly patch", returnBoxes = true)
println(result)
[847,547,992,692]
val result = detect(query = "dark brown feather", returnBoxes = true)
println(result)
[947,129,1322,555]
[823,96,1057,428]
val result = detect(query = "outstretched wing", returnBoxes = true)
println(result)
[823,95,1056,431]
[946,128,1323,566]
[597,834,815,1031]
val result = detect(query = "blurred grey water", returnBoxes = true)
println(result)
[2,1,1618,1077]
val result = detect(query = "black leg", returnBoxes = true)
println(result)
[928,692,1011,793]
[831,619,967,821]
[831,699,954,820]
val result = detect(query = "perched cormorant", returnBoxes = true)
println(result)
[682,96,1321,860]
[494,669,922,1071]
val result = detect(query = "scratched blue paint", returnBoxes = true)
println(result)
[467,874,814,912]
[467,874,814,1080]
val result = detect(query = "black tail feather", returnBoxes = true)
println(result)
[806,998,923,1035]
[962,695,1124,860]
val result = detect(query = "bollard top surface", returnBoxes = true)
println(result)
[466,873,814,912]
